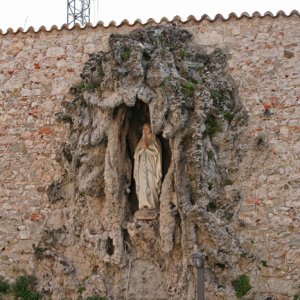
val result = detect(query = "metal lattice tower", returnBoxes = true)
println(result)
[67,0,91,26]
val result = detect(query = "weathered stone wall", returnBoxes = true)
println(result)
[0,13,300,299]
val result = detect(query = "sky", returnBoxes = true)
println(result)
[0,0,299,31]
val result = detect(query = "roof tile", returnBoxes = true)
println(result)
[0,10,299,35]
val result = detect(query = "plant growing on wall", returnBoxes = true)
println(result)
[232,275,252,298]
[0,275,42,300]
[0,276,10,294]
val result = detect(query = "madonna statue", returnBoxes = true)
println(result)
[134,123,162,210]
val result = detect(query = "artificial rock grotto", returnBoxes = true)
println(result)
[0,12,300,300]
[43,26,249,299]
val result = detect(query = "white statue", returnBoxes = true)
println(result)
[134,123,162,210]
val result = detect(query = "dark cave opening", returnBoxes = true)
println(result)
[106,237,114,256]
[126,100,172,215]
[158,132,172,181]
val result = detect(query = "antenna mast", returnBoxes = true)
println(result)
[67,0,91,26]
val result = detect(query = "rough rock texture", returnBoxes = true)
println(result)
[1,15,300,300]
[32,27,253,299]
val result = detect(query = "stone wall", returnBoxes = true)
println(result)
[0,13,300,299]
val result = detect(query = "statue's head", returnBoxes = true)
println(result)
[143,123,152,135]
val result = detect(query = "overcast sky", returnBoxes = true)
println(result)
[0,0,299,31]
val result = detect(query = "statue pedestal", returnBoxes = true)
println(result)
[134,208,159,221]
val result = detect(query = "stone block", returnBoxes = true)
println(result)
[18,226,31,240]
[46,47,65,58]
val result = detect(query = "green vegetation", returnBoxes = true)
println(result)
[207,200,217,212]
[224,178,234,186]
[12,276,42,300]
[204,114,220,137]
[208,182,213,191]
[0,277,10,294]
[261,260,268,267]
[180,48,191,59]
[33,244,46,260]
[211,89,227,104]
[77,286,86,300]
[207,150,214,160]
[86,296,108,300]
[181,81,196,98]
[232,275,251,298]
[120,46,131,62]
[211,89,224,102]
[293,295,300,300]
[1,275,42,299]
[223,111,235,122]
[211,89,232,109]
[79,82,100,91]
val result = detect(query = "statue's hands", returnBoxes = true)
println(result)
[143,141,148,149]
